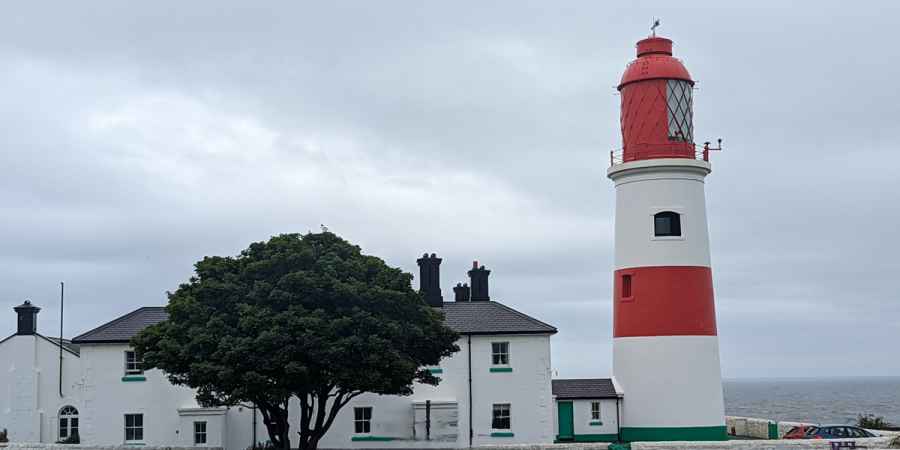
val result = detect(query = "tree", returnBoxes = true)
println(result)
[133,232,460,450]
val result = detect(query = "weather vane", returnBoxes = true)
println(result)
[651,18,660,37]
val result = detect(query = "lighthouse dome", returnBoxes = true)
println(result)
[616,34,697,162]
[618,36,693,90]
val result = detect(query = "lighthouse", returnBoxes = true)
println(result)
[608,33,726,441]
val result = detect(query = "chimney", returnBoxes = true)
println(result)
[14,300,40,335]
[468,261,491,301]
[417,253,444,307]
[453,283,470,302]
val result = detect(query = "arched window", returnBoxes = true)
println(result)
[654,211,681,237]
[59,405,79,441]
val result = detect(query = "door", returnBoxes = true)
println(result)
[557,401,574,441]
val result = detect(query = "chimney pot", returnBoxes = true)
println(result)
[13,300,40,336]
[453,282,471,302]
[468,262,491,301]
[417,252,444,307]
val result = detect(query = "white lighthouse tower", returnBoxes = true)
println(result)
[608,33,726,441]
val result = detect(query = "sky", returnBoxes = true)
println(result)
[1,1,898,379]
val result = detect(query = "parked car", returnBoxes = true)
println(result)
[783,425,876,439]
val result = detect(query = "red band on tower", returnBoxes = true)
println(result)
[613,266,717,337]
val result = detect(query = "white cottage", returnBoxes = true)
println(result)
[551,378,623,443]
[0,255,565,449]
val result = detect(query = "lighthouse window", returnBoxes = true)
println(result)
[654,211,682,237]
[666,80,693,143]
[621,275,632,298]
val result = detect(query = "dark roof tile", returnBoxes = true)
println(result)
[552,378,619,399]
[440,301,557,335]
[71,300,555,344]
[72,307,168,344]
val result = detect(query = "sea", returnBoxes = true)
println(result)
[723,377,900,425]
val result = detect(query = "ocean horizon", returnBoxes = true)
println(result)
[723,376,900,425]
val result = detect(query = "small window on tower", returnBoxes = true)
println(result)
[654,211,682,237]
[621,275,632,299]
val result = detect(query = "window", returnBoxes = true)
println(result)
[591,402,601,421]
[666,79,693,142]
[491,342,509,365]
[59,406,79,440]
[492,404,511,430]
[654,211,681,237]
[194,421,207,445]
[353,407,372,434]
[124,350,143,375]
[124,414,144,442]
[621,274,632,298]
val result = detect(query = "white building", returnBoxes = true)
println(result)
[551,379,622,443]
[1,256,598,449]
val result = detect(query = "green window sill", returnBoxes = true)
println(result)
[428,368,443,374]
[351,436,396,441]
[489,367,513,373]
[590,420,603,426]
[491,432,514,437]
[122,375,146,382]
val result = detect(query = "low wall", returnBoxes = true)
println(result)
[634,437,895,450]
[726,416,817,439]
[726,416,900,440]
[0,445,219,450]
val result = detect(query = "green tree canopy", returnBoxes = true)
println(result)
[132,232,460,450]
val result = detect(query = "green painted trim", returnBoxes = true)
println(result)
[121,375,146,382]
[620,426,727,442]
[489,367,513,373]
[490,432,515,437]
[589,420,603,426]
[428,368,443,374]
[555,433,618,443]
[351,436,396,441]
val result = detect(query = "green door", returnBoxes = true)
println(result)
[558,401,575,441]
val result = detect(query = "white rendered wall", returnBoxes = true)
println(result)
[613,336,724,428]
[0,335,82,443]
[313,333,554,449]
[571,399,619,437]
[609,160,712,270]
[76,343,198,446]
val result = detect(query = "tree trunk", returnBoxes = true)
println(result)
[260,405,291,449]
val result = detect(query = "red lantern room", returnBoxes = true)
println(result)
[617,35,696,163]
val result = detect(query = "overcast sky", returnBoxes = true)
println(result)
[1,1,898,379]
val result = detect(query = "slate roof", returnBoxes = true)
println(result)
[440,301,557,335]
[552,378,620,399]
[72,307,168,344]
[40,335,81,355]
[69,300,555,344]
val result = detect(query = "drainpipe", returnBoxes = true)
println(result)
[59,282,64,398]
[615,397,621,442]
[467,334,473,448]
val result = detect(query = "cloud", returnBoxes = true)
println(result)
[0,1,897,378]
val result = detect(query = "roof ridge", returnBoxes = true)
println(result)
[72,306,164,342]
[36,333,80,356]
